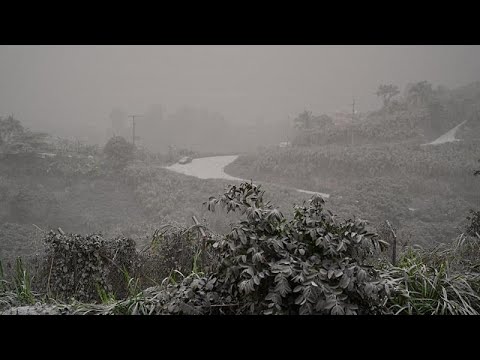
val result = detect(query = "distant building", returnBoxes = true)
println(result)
[331,111,353,126]
[330,110,365,127]
[278,141,291,148]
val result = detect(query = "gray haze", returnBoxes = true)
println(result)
[1,45,480,146]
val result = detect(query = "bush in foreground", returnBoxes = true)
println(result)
[70,182,393,315]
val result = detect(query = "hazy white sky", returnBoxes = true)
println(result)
[1,45,480,140]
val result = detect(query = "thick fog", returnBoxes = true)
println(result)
[1,45,480,149]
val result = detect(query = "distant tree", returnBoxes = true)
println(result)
[0,116,22,147]
[103,136,134,170]
[406,81,434,107]
[294,110,314,130]
[375,84,400,107]
[313,114,334,128]
[0,115,49,154]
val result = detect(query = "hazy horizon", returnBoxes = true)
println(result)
[1,45,480,144]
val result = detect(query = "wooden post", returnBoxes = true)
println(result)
[192,215,206,269]
[386,220,397,266]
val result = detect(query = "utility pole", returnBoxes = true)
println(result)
[128,114,144,147]
[286,114,291,142]
[351,97,356,146]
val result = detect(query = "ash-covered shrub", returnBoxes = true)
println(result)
[42,231,139,302]
[138,224,220,287]
[68,273,230,315]
[201,182,391,314]
[103,136,134,171]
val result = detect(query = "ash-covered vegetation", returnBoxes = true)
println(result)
[1,50,480,314]
[226,81,480,247]
[2,181,480,315]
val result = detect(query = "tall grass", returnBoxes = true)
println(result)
[384,235,480,315]
[0,258,39,311]
[13,258,36,305]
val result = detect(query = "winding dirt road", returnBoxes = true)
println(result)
[164,155,330,198]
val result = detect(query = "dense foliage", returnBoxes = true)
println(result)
[376,84,400,107]
[9,182,392,315]
[41,231,139,302]
[46,154,101,185]
[202,182,391,314]
[103,136,134,170]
